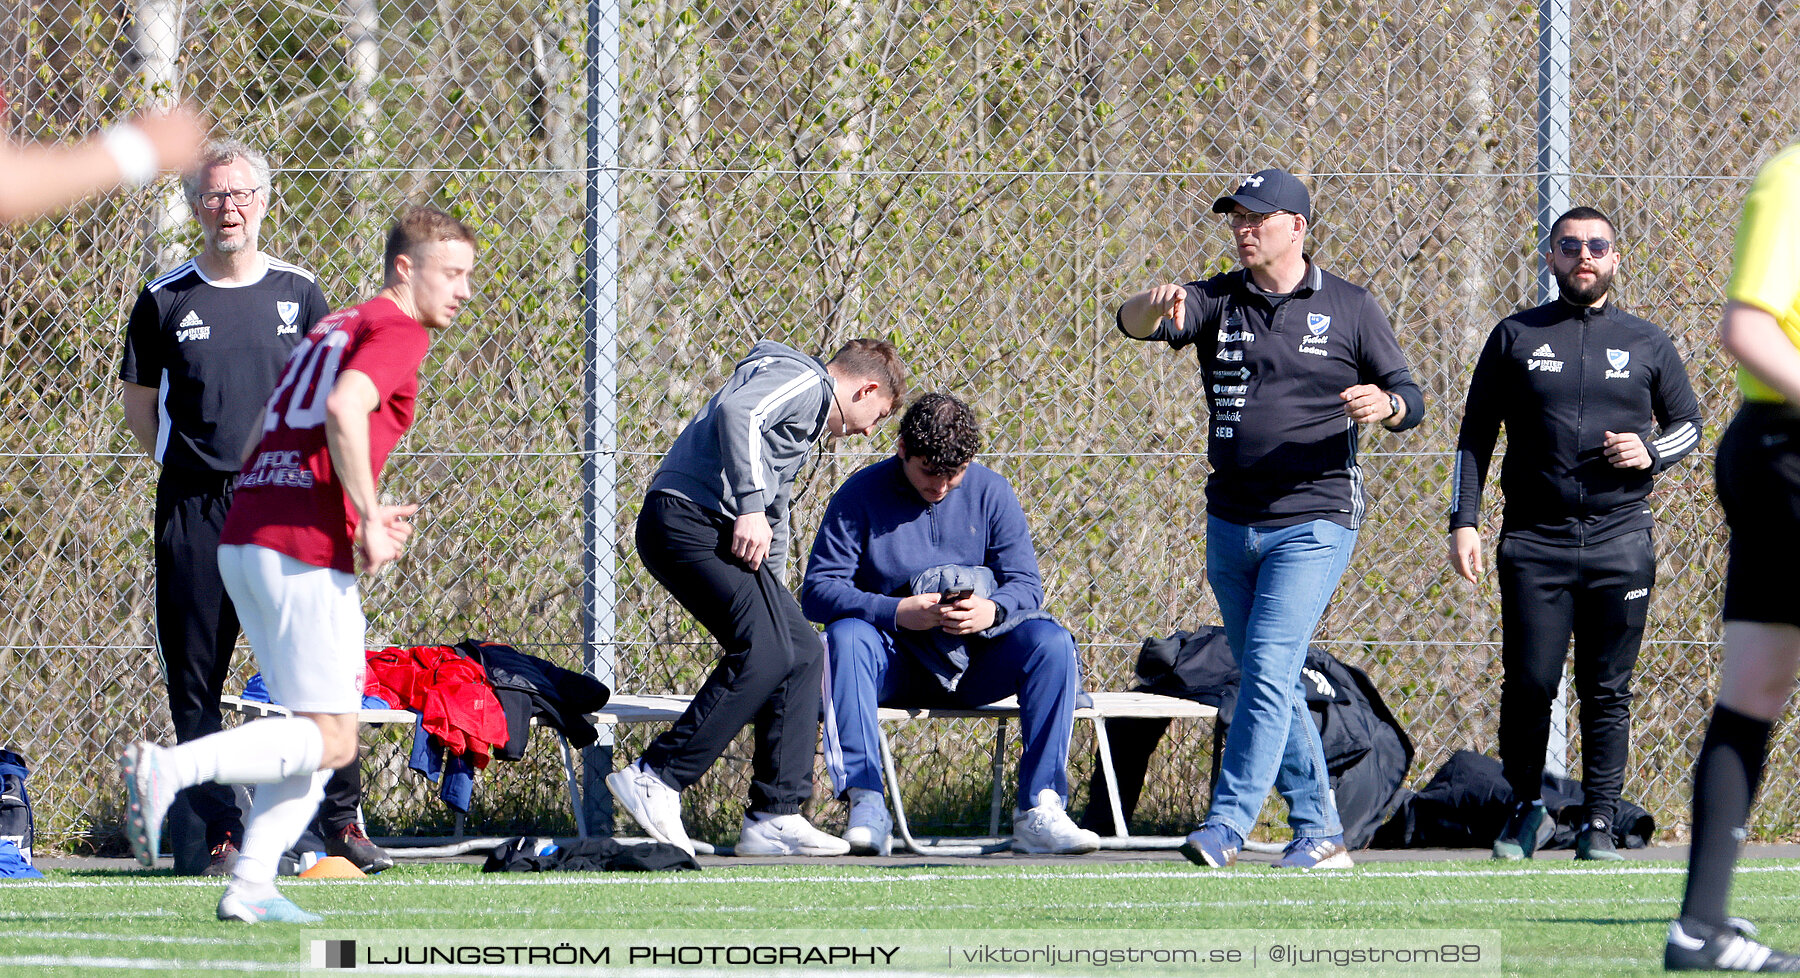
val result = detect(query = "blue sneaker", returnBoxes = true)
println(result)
[1179,823,1243,868]
[120,743,177,869]
[1273,834,1354,870]
[218,891,323,924]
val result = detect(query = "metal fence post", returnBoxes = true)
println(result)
[579,0,621,836]
[1536,0,1573,781]
[134,0,186,274]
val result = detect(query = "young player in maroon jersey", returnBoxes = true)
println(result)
[119,207,476,923]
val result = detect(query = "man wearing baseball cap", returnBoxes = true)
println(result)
[1116,167,1424,870]
[1211,166,1314,222]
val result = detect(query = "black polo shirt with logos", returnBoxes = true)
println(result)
[1118,260,1424,529]
[119,257,329,473]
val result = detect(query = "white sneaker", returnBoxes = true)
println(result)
[735,813,852,856]
[604,761,693,856]
[1012,788,1100,855]
[841,792,894,856]
[120,742,178,868]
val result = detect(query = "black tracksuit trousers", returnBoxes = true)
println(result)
[634,492,824,815]
[1496,528,1655,824]
[154,467,247,849]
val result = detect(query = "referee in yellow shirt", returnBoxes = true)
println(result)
[1666,144,1800,972]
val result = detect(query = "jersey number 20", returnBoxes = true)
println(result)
[263,328,350,432]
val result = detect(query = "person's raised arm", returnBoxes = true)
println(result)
[1117,283,1187,339]
[0,107,204,224]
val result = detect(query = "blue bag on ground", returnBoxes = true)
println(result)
[0,749,34,865]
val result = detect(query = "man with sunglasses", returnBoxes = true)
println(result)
[1117,167,1425,870]
[800,392,1098,856]
[119,140,340,876]
[1449,206,1701,863]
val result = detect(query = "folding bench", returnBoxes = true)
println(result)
[587,691,1215,852]
[217,694,570,843]
[868,691,1216,852]
[219,693,698,839]
[223,689,1215,852]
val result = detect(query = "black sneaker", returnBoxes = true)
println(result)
[1492,801,1550,860]
[326,824,394,873]
[202,840,239,877]
[1576,817,1624,861]
[1667,918,1800,971]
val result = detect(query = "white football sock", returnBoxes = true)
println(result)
[232,767,332,889]
[164,717,324,786]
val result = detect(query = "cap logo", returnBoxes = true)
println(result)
[1243,175,1265,188]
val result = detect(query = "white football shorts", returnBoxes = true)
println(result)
[218,543,365,714]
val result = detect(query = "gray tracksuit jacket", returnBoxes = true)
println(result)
[647,340,835,571]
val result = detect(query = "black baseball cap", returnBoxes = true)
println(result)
[1211,168,1311,222]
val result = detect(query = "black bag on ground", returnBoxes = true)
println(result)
[1081,626,1414,850]
[1369,749,1654,849]
[482,836,699,873]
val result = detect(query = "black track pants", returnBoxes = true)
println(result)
[1496,528,1654,824]
[634,493,824,815]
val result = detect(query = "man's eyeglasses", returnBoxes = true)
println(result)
[1225,210,1290,229]
[196,187,263,210]
[1556,236,1612,258]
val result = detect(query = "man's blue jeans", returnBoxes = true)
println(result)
[1202,515,1356,839]
[821,617,1079,811]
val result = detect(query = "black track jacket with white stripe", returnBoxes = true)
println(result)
[1449,298,1702,546]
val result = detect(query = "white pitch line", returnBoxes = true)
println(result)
[0,957,1017,978]
[297,892,1709,918]
[1537,956,1660,968]
[10,929,245,946]
[0,908,179,920]
[0,956,295,973]
[2,906,569,923]
[1,892,1712,929]
[24,862,1800,890]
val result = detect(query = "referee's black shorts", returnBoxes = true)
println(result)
[1718,402,1800,626]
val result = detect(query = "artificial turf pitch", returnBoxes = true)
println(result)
[4,857,1798,976]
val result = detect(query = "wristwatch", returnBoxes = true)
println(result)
[1385,391,1401,421]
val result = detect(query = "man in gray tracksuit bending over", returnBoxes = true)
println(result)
[607,338,907,856]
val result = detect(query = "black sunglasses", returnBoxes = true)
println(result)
[1556,236,1613,258]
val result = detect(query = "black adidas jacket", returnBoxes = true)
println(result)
[1449,299,1702,545]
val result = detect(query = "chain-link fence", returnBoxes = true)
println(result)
[4,0,1798,851]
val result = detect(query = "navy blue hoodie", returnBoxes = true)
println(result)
[800,456,1048,687]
